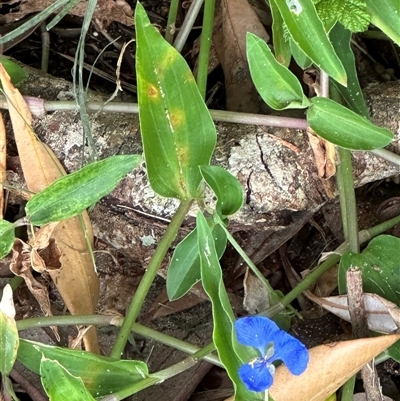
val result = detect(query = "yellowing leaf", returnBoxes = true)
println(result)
[0,64,99,353]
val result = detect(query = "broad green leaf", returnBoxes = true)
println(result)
[338,235,400,306]
[270,0,291,67]
[0,285,19,375]
[166,222,226,300]
[0,57,28,86]
[315,0,370,33]
[274,0,347,85]
[135,3,216,200]
[0,220,15,259]
[247,33,309,110]
[40,356,95,401]
[26,155,141,225]
[307,97,393,150]
[200,166,243,217]
[366,0,400,46]
[329,23,369,118]
[197,212,261,401]
[17,339,149,397]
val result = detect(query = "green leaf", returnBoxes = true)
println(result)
[366,0,400,45]
[270,0,292,67]
[25,155,141,225]
[329,23,369,118]
[40,356,95,401]
[246,33,309,111]
[166,222,226,300]
[197,212,261,401]
[315,0,370,33]
[386,343,400,363]
[200,166,243,217]
[275,0,347,85]
[0,57,28,86]
[0,285,19,375]
[135,3,216,200]
[338,235,400,305]
[307,97,393,150]
[17,339,149,398]
[0,220,15,259]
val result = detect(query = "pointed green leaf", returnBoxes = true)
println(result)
[329,23,369,118]
[307,97,393,150]
[0,285,19,375]
[0,220,15,259]
[135,3,216,200]
[166,223,226,300]
[366,0,400,45]
[270,0,292,67]
[17,339,149,397]
[247,33,310,111]
[26,155,141,225]
[0,57,28,86]
[197,212,261,401]
[339,235,400,305]
[200,166,243,217]
[40,356,95,401]
[274,0,347,85]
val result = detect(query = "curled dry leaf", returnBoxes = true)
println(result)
[306,291,400,334]
[10,238,60,340]
[0,64,100,353]
[269,334,400,401]
[0,113,5,219]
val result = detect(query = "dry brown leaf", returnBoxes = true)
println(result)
[0,64,100,353]
[0,113,5,219]
[0,0,133,29]
[142,287,205,322]
[307,128,336,179]
[213,0,270,113]
[243,268,270,314]
[269,334,400,401]
[10,238,60,340]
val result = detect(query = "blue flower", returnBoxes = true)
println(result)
[235,316,309,392]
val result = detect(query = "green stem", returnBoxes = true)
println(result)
[16,314,221,366]
[165,0,180,44]
[196,0,216,99]
[217,218,298,318]
[337,147,360,253]
[104,343,216,400]
[329,83,359,253]
[265,213,400,315]
[110,200,193,359]
[340,374,356,401]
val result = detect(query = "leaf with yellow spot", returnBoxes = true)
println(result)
[135,2,216,200]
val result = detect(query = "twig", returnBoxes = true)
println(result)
[10,368,48,401]
[347,267,383,401]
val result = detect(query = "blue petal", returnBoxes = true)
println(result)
[238,358,273,392]
[272,331,309,375]
[235,316,280,356]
